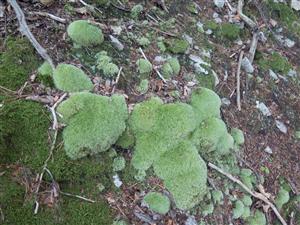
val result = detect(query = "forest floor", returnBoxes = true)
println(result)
[0,0,300,224]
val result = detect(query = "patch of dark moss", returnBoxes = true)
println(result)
[0,38,40,90]
[164,38,189,54]
[217,23,240,41]
[0,172,114,225]
[257,52,292,74]
[0,97,50,170]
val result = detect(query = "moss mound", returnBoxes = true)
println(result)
[143,192,170,214]
[67,20,104,47]
[165,38,189,54]
[53,64,93,92]
[257,52,292,74]
[0,38,40,90]
[0,98,50,170]
[57,92,128,159]
[161,58,181,79]
[96,51,119,78]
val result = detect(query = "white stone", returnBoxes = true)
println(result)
[284,38,295,48]
[256,101,272,116]
[109,35,124,51]
[269,69,279,80]
[241,57,254,73]
[291,0,300,11]
[113,174,122,188]
[275,120,288,134]
[214,0,225,8]
[264,146,273,154]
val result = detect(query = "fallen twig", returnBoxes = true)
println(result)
[29,11,66,23]
[34,93,67,214]
[78,0,102,14]
[237,0,257,29]
[208,162,287,225]
[236,51,244,111]
[7,0,54,69]
[111,67,123,94]
[138,47,166,83]
[0,206,4,222]
[60,191,95,203]
[248,32,259,63]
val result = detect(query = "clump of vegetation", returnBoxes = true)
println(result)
[257,52,292,74]
[275,188,290,209]
[0,98,50,170]
[53,64,93,92]
[161,58,181,79]
[113,156,126,172]
[131,4,143,19]
[240,168,256,190]
[0,38,40,90]
[116,127,135,149]
[136,58,152,78]
[218,23,240,41]
[67,20,104,47]
[57,93,128,159]
[232,200,245,219]
[137,37,150,47]
[136,79,149,94]
[90,0,110,7]
[37,61,54,86]
[164,38,189,54]
[246,210,266,225]
[143,192,170,214]
[96,51,119,78]
[231,128,245,145]
[212,190,223,204]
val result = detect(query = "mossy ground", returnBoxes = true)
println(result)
[0,38,40,90]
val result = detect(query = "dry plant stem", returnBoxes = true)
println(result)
[59,191,95,203]
[208,162,288,225]
[237,0,257,29]
[34,93,67,214]
[7,0,54,69]
[29,11,66,23]
[248,32,259,63]
[138,47,167,83]
[112,67,123,94]
[236,51,244,111]
[78,0,102,14]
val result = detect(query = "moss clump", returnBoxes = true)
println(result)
[212,190,223,204]
[257,52,292,74]
[275,188,290,209]
[246,210,266,225]
[0,98,50,170]
[136,59,153,78]
[190,87,221,125]
[53,64,93,92]
[131,4,143,19]
[116,127,135,149]
[232,200,245,219]
[0,38,40,90]
[165,38,189,54]
[137,37,150,47]
[204,20,218,31]
[67,20,104,47]
[37,61,54,87]
[57,93,128,159]
[143,192,170,214]
[161,58,181,79]
[136,79,149,94]
[231,128,245,145]
[96,51,119,78]
[240,168,256,190]
[89,0,110,7]
[113,156,126,172]
[217,23,240,41]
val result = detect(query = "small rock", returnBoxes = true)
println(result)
[264,146,273,154]
[185,215,197,225]
[284,38,295,48]
[189,55,210,66]
[183,34,193,45]
[241,57,254,73]
[291,0,300,11]
[221,98,231,106]
[275,120,288,134]
[205,29,213,35]
[109,35,124,51]
[113,174,122,188]
[214,0,225,8]
[269,69,279,80]
[110,25,122,35]
[256,101,272,116]
[287,69,297,78]
[196,21,204,32]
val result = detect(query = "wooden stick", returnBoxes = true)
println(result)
[237,0,257,29]
[111,67,123,94]
[60,191,95,203]
[208,162,287,225]
[236,51,244,111]
[7,0,54,69]
[248,32,259,63]
[29,11,66,23]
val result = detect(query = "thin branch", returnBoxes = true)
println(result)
[78,0,102,14]
[208,162,287,225]
[248,32,259,63]
[237,0,257,29]
[34,93,67,214]
[60,191,96,203]
[236,51,244,111]
[111,67,123,94]
[29,11,66,23]
[7,0,54,69]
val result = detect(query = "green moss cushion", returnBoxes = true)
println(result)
[53,64,93,92]
[57,93,128,159]
[143,192,170,214]
[67,20,104,47]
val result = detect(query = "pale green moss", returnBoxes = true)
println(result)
[233,200,244,219]
[137,37,150,47]
[246,210,266,225]
[242,207,251,219]
[38,61,53,77]
[96,51,119,78]
[231,128,245,145]
[165,38,189,54]
[161,58,180,79]
[218,23,240,41]
[143,192,170,214]
[136,79,149,94]
[202,203,214,216]
[131,4,143,19]
[116,127,135,149]
[113,156,126,172]
[241,195,252,207]
[136,59,153,77]
[257,52,292,74]
[190,87,221,125]
[275,188,290,209]
[57,93,128,159]
[67,20,104,47]
[53,64,93,92]
[212,190,223,204]
[240,169,256,190]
